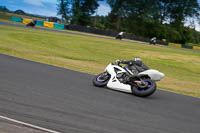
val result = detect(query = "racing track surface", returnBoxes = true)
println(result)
[0,54,200,133]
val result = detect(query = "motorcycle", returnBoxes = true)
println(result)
[26,20,36,27]
[93,61,165,97]
[115,35,122,40]
[149,37,157,45]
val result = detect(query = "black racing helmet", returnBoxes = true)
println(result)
[134,57,142,66]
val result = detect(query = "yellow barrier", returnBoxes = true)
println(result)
[193,46,200,50]
[44,21,54,28]
[23,18,33,24]
[168,43,182,48]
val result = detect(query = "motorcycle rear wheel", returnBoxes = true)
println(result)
[131,79,156,97]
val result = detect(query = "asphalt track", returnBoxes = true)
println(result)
[0,54,200,133]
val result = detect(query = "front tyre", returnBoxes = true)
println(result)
[131,79,156,97]
[93,72,110,87]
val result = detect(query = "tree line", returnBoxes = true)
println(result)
[57,0,200,44]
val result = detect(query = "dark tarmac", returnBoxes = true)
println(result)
[0,54,200,133]
[0,117,47,133]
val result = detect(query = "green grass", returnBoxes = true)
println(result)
[0,11,46,25]
[0,12,10,21]
[0,11,45,20]
[0,25,200,97]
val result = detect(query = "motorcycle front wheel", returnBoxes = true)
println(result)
[131,79,156,97]
[93,72,110,87]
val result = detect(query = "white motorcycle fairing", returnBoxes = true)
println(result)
[138,69,165,81]
[106,64,132,93]
[105,63,165,93]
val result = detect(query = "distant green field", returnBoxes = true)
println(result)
[0,11,45,22]
[0,24,200,97]
[0,12,10,20]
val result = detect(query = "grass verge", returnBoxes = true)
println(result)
[0,25,200,97]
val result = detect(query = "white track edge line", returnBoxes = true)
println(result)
[0,115,60,133]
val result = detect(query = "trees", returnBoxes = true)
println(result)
[57,0,101,26]
[167,0,199,25]
[106,0,128,31]
[14,10,25,15]
[57,0,200,44]
[166,0,200,43]
[57,0,71,23]
[71,0,100,26]
[0,6,9,12]
[106,0,200,44]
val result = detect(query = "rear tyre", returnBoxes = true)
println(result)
[131,79,156,97]
[93,72,110,87]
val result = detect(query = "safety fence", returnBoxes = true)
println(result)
[54,23,65,29]
[11,16,22,23]
[168,43,200,50]
[22,18,32,25]
[10,16,200,50]
[168,43,182,48]
[36,20,44,26]
[193,46,200,50]
[65,24,168,45]
[43,21,54,28]
[11,16,64,30]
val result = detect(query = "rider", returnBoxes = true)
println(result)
[116,57,149,75]
[150,37,157,45]
[116,32,124,40]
